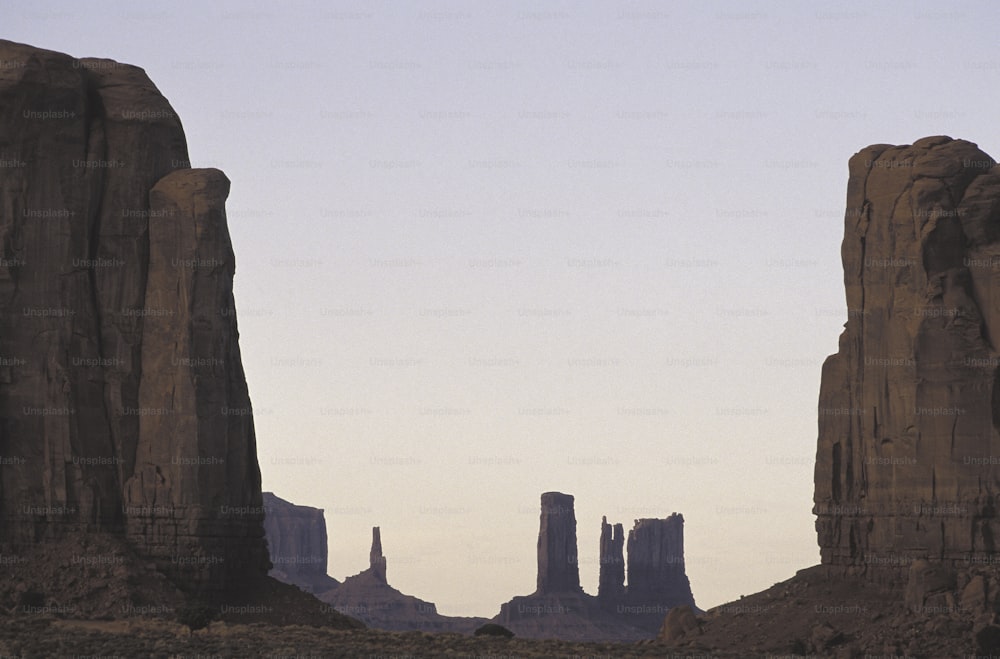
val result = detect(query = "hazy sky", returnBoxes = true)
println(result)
[8,0,1000,617]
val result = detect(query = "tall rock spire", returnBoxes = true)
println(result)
[598,516,625,606]
[370,526,387,582]
[536,491,581,593]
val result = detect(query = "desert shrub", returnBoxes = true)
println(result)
[789,637,809,655]
[977,624,1000,653]
[177,601,218,630]
[473,622,514,638]
[18,589,45,609]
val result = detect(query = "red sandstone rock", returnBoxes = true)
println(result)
[815,136,1000,569]
[0,38,268,595]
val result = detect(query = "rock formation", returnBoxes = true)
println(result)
[370,526,387,582]
[319,526,488,633]
[657,136,1000,658]
[0,38,268,598]
[593,515,697,633]
[598,516,625,606]
[494,493,654,641]
[536,491,581,594]
[261,492,339,594]
[621,516,697,631]
[625,516,695,609]
[814,136,1000,571]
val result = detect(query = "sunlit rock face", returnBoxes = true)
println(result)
[815,136,1000,570]
[0,38,269,593]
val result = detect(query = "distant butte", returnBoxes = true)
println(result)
[316,524,489,633]
[600,515,698,633]
[493,492,697,641]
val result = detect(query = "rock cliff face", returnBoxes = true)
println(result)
[622,516,697,631]
[262,492,339,594]
[625,516,695,609]
[0,39,268,594]
[654,136,1000,658]
[814,136,1000,570]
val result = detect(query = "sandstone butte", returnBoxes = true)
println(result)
[804,135,1000,652]
[262,489,698,640]
[0,39,360,628]
[659,137,1000,656]
[492,491,697,641]
[815,135,1000,573]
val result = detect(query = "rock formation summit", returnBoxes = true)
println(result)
[814,136,1000,571]
[0,40,347,624]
